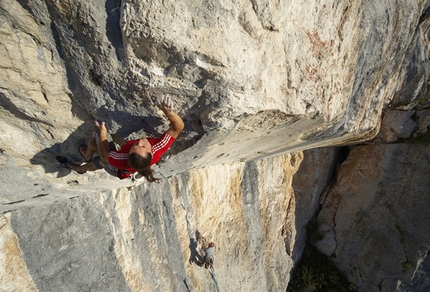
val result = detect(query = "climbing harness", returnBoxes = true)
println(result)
[198,233,219,291]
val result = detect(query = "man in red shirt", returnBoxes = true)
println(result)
[67,95,184,182]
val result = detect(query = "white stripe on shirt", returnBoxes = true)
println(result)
[152,134,171,154]
[109,152,129,160]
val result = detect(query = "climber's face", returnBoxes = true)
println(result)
[129,138,152,158]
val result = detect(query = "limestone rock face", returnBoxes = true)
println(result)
[1,0,430,291]
[317,144,430,291]
[1,0,428,171]
[315,8,430,289]
[2,151,336,291]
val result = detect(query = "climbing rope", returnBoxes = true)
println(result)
[159,174,220,291]
[210,267,221,292]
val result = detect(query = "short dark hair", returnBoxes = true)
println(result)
[128,152,159,182]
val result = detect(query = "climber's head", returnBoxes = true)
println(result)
[128,138,152,170]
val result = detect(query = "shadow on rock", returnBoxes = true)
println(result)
[188,230,205,266]
[30,112,166,178]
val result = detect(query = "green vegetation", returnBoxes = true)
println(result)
[402,260,414,272]
[396,126,430,144]
[287,221,356,292]
[287,245,356,292]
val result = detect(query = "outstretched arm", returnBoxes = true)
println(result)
[95,121,110,162]
[157,95,184,139]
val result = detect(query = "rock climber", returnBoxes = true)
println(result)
[196,232,215,268]
[65,95,184,182]
[203,242,215,269]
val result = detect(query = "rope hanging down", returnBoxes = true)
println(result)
[160,176,221,292]
[210,267,221,292]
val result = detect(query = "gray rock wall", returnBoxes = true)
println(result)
[2,0,427,169]
[315,4,430,290]
[2,151,335,291]
[317,144,430,291]
[1,0,430,291]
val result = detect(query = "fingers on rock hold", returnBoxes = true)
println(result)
[164,95,173,109]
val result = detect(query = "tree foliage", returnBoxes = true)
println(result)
[287,221,356,292]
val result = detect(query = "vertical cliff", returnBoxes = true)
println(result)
[316,7,430,290]
[1,150,337,291]
[1,0,430,291]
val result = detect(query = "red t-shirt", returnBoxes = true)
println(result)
[108,132,175,173]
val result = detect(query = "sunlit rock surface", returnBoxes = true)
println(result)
[317,144,430,291]
[1,0,430,291]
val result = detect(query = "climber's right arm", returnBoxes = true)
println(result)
[96,121,110,162]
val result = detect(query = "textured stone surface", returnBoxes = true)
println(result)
[313,6,430,290]
[0,0,428,204]
[0,0,427,207]
[376,110,417,143]
[317,144,430,291]
[1,152,335,291]
[0,214,37,291]
[1,0,430,291]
